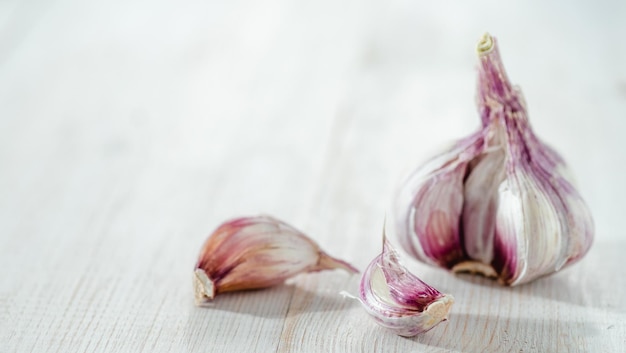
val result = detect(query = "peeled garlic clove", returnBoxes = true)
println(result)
[194,215,357,304]
[354,236,454,337]
[394,33,594,286]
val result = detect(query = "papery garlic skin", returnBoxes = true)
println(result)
[194,215,357,304]
[394,33,594,286]
[356,237,453,337]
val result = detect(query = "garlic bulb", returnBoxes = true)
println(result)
[194,215,357,304]
[394,33,594,286]
[352,236,454,337]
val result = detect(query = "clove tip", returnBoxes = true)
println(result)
[317,252,359,274]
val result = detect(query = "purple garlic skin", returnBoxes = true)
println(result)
[355,236,454,337]
[394,33,594,286]
[194,215,357,304]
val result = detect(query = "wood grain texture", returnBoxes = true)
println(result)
[1,0,625,352]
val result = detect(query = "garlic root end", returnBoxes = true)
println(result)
[451,261,498,278]
[194,268,216,305]
[423,295,455,327]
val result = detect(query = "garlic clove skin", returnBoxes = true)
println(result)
[493,168,566,285]
[461,146,505,265]
[194,215,357,304]
[394,33,594,286]
[491,152,595,285]
[394,132,484,268]
[355,237,454,337]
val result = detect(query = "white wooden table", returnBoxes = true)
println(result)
[1,0,625,352]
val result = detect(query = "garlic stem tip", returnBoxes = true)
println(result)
[477,32,494,55]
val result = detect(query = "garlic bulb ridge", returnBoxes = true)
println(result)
[394,33,594,286]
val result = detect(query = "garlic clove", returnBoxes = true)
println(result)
[394,33,594,286]
[194,215,357,304]
[461,153,503,265]
[492,160,595,285]
[395,133,484,268]
[353,235,454,337]
[493,168,565,285]
[462,126,506,266]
